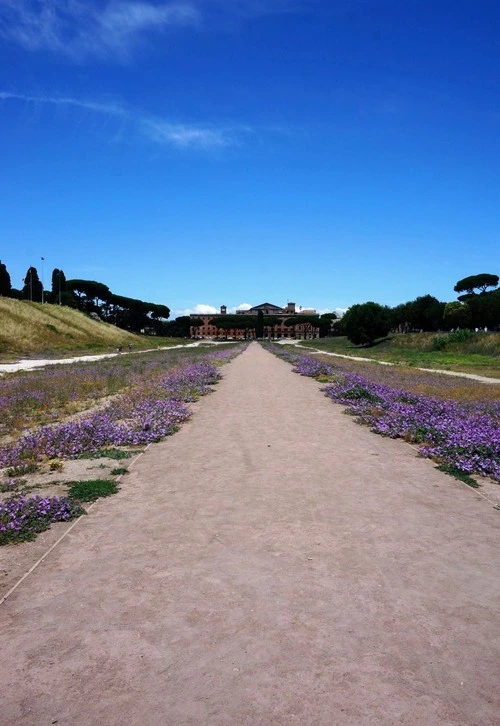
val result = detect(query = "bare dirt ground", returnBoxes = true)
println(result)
[1,343,499,725]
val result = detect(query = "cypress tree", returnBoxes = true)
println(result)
[0,261,12,296]
[51,269,67,303]
[256,310,264,338]
[22,267,43,302]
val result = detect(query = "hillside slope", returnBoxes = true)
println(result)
[0,298,153,358]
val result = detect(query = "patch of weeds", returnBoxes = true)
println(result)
[78,448,134,460]
[67,479,119,502]
[436,464,479,488]
[46,324,58,334]
[0,496,85,545]
[48,459,64,471]
[111,467,128,475]
[316,374,340,383]
[410,426,439,444]
[0,478,26,493]
[431,336,448,352]
[6,462,39,477]
[342,386,382,404]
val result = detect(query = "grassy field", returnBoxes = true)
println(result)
[299,332,500,378]
[0,298,186,360]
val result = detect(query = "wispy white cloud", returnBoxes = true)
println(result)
[142,119,230,148]
[171,302,255,317]
[233,303,252,311]
[0,91,126,116]
[173,304,218,317]
[0,1,200,60]
[0,90,237,149]
[0,0,310,61]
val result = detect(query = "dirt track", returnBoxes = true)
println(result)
[1,343,499,725]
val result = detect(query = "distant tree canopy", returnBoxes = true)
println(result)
[262,315,281,337]
[443,301,471,329]
[162,315,202,338]
[63,279,169,333]
[391,295,445,332]
[318,312,338,337]
[0,261,12,296]
[66,279,112,311]
[342,302,391,346]
[284,315,320,339]
[466,289,500,329]
[209,315,256,339]
[454,273,499,297]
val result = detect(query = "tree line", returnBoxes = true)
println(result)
[0,261,170,334]
[340,273,500,346]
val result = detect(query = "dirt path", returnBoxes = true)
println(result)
[1,343,499,725]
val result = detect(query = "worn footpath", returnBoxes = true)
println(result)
[1,343,499,725]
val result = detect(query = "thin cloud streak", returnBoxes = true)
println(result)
[0,91,126,117]
[0,91,237,149]
[143,120,230,148]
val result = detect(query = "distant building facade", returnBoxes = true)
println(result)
[190,301,320,339]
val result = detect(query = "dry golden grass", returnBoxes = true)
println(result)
[0,298,142,357]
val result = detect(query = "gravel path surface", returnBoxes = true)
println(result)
[1,343,499,725]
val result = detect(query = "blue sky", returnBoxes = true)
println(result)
[1,1,499,318]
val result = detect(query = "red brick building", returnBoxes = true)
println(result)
[190,302,320,339]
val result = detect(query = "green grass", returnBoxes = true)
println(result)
[300,333,500,377]
[435,464,480,488]
[111,467,128,475]
[67,479,119,502]
[5,463,39,477]
[78,448,136,460]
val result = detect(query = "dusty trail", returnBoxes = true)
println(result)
[1,343,499,725]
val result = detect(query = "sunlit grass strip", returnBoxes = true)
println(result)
[67,479,119,502]
[265,344,500,483]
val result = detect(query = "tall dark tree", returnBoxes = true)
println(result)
[318,312,337,337]
[466,289,500,329]
[0,261,12,296]
[405,295,445,331]
[51,269,67,304]
[66,280,111,313]
[255,310,264,338]
[342,302,391,346]
[22,267,43,302]
[161,316,193,337]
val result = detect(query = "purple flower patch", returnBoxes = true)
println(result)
[267,345,500,482]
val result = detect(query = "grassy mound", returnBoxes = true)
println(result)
[299,332,500,377]
[0,298,183,359]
